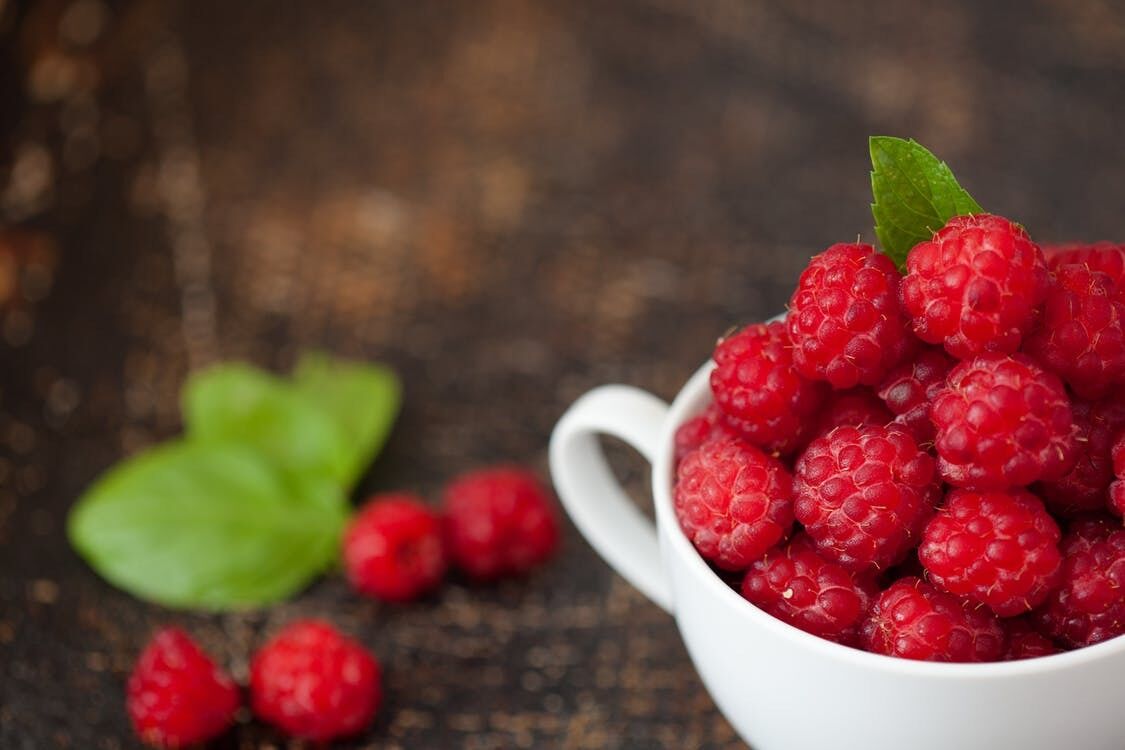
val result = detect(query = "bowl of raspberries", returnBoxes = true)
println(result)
[551,139,1125,750]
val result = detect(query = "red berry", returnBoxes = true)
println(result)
[674,404,742,465]
[876,347,955,444]
[794,425,938,572]
[740,534,877,644]
[1039,398,1125,516]
[1023,264,1125,399]
[1034,518,1125,647]
[250,620,381,741]
[442,467,559,580]
[931,353,1077,490]
[1110,433,1125,517]
[127,628,240,749]
[861,577,1006,662]
[787,243,915,388]
[675,437,794,570]
[343,494,447,602]
[814,389,893,438]
[1045,242,1125,287]
[901,214,1049,359]
[1004,617,1061,660]
[710,322,828,455]
[919,489,1062,617]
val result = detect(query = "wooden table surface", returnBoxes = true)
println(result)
[3,1,1125,747]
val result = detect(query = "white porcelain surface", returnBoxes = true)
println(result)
[550,361,1125,750]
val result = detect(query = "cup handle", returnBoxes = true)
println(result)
[549,385,674,614]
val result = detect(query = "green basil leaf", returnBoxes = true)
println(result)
[869,136,983,269]
[67,441,346,610]
[182,364,352,492]
[293,352,401,487]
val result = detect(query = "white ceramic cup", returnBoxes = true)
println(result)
[550,359,1125,750]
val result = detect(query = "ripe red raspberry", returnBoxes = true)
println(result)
[442,467,560,580]
[919,489,1062,616]
[901,214,1049,359]
[1004,617,1061,660]
[876,347,955,444]
[1023,264,1125,399]
[343,494,447,602]
[127,628,240,748]
[674,404,742,465]
[860,577,1006,662]
[931,353,1077,490]
[787,243,915,388]
[1046,242,1125,287]
[1034,518,1125,647]
[813,389,892,439]
[740,534,877,644]
[710,322,828,455]
[1110,433,1125,517]
[793,425,938,572]
[675,437,794,570]
[1038,398,1125,516]
[250,620,381,741]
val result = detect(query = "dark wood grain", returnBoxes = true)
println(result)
[3,0,1125,747]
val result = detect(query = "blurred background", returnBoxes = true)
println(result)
[2,0,1125,747]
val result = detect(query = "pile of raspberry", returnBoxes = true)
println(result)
[676,218,1125,662]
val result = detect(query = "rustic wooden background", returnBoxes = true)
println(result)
[3,0,1125,747]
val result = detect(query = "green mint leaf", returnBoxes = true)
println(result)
[182,364,353,494]
[292,353,401,487]
[869,136,983,268]
[67,441,346,610]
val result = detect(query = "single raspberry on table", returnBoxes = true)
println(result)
[793,424,938,572]
[1034,518,1125,647]
[1023,264,1125,399]
[1004,617,1061,660]
[787,242,915,388]
[442,467,560,581]
[343,493,447,602]
[919,488,1062,617]
[861,577,1006,662]
[876,347,955,444]
[931,353,1077,490]
[1038,398,1125,516]
[1110,433,1125,517]
[674,404,742,465]
[813,389,893,439]
[675,436,794,571]
[740,534,877,644]
[710,322,828,455]
[900,214,1050,359]
[1045,242,1125,287]
[127,628,240,749]
[250,620,381,742]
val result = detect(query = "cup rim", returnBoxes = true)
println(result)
[652,357,1125,678]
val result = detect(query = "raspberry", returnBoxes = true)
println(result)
[814,389,892,438]
[1034,518,1125,647]
[710,322,828,455]
[1046,242,1125,287]
[127,628,240,748]
[740,534,877,644]
[675,437,794,570]
[931,353,1077,490]
[918,489,1062,616]
[343,494,447,602]
[674,404,742,465]
[1023,264,1125,399]
[901,214,1049,359]
[442,467,560,580]
[1004,617,1060,660]
[793,425,938,572]
[250,620,381,741]
[1110,433,1125,517]
[860,577,1006,662]
[876,347,955,444]
[787,243,915,388]
[1038,398,1125,516]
